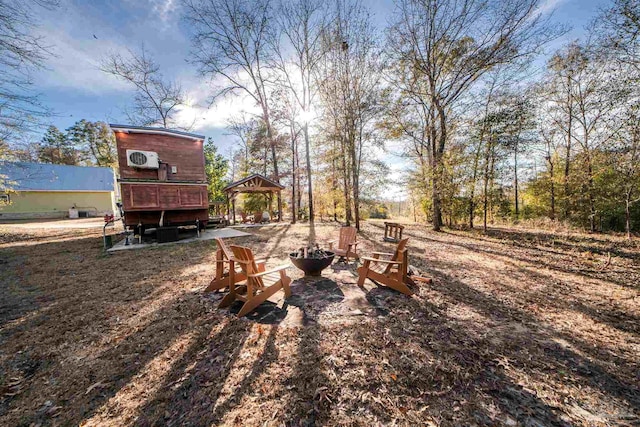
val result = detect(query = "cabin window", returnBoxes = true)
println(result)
[0,194,10,204]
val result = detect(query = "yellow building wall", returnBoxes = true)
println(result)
[0,191,115,219]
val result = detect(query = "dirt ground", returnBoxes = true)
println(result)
[0,220,638,426]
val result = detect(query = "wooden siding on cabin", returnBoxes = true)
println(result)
[114,132,206,182]
[121,183,208,211]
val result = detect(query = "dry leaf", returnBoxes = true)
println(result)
[85,381,105,395]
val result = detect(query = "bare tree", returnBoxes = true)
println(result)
[271,85,302,223]
[568,46,616,232]
[387,0,562,231]
[544,43,589,220]
[184,0,283,216]
[610,99,640,239]
[0,0,58,143]
[595,0,639,72]
[595,0,640,238]
[316,0,382,230]
[101,46,190,129]
[226,115,252,178]
[534,87,563,221]
[272,0,327,223]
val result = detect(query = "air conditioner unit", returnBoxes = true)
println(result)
[126,150,159,169]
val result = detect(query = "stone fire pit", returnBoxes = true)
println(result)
[289,244,335,276]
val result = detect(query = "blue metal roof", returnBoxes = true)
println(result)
[0,162,115,192]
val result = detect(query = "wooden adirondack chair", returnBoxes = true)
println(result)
[219,245,292,317]
[204,238,266,293]
[240,211,251,223]
[328,226,359,262]
[356,238,414,296]
[253,211,263,224]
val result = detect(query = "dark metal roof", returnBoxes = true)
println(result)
[0,162,115,192]
[109,124,206,140]
[223,173,285,192]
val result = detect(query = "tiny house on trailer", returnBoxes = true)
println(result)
[110,125,209,233]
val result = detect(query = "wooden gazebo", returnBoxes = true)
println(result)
[223,174,285,224]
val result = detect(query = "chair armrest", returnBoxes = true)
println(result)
[345,241,358,249]
[361,257,401,264]
[371,251,393,257]
[230,258,266,270]
[248,264,289,277]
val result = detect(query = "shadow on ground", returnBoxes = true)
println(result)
[0,221,638,426]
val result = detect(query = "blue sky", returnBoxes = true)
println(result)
[31,0,610,196]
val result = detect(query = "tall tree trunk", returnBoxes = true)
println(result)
[563,80,573,220]
[332,152,338,221]
[264,142,268,176]
[413,197,417,222]
[290,122,297,224]
[513,141,520,221]
[548,157,556,220]
[303,122,313,222]
[483,134,493,233]
[296,143,302,218]
[352,171,360,229]
[341,139,352,225]
[469,139,483,228]
[350,130,360,231]
[587,158,596,233]
[265,118,282,220]
[625,190,631,240]
[489,149,497,225]
[431,105,446,231]
[469,84,494,228]
[514,142,519,218]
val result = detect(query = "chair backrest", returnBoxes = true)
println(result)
[385,238,409,275]
[254,211,262,222]
[338,226,357,249]
[230,245,264,288]
[215,237,232,260]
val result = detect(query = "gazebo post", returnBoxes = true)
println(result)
[231,194,236,225]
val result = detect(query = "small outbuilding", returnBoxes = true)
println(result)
[0,162,116,220]
[223,173,285,224]
[110,124,209,231]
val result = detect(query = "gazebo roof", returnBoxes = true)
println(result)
[223,173,285,194]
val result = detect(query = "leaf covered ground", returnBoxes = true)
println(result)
[0,220,638,426]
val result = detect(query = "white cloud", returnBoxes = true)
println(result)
[173,73,263,131]
[174,96,260,131]
[533,0,568,17]
[150,0,178,22]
